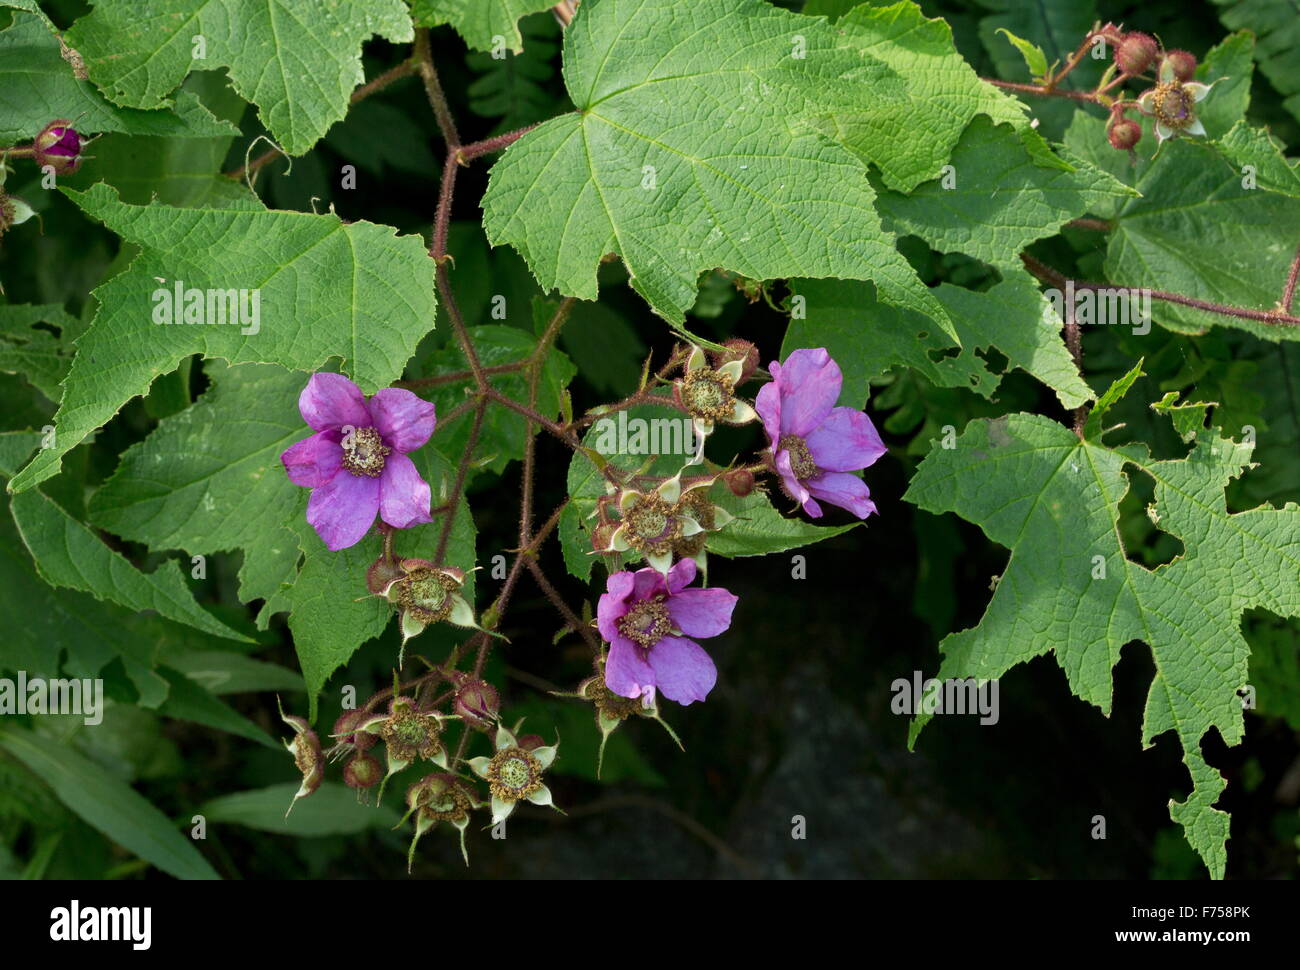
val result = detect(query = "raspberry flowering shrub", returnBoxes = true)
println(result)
[1,0,1297,881]
[275,332,883,864]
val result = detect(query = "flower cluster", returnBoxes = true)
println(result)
[275,344,885,867]
[1095,31,1220,154]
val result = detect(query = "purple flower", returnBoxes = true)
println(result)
[597,559,736,706]
[281,373,436,551]
[754,348,886,519]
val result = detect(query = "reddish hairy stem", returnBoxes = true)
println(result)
[1282,243,1300,315]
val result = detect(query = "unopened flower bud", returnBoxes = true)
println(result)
[332,708,376,752]
[33,120,84,175]
[1115,33,1158,75]
[516,733,545,752]
[713,339,759,384]
[1162,50,1197,82]
[723,467,755,497]
[454,678,500,730]
[343,751,383,790]
[366,555,403,595]
[591,520,617,554]
[1107,118,1142,150]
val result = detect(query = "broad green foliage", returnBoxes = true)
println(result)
[412,0,555,54]
[421,322,576,474]
[905,375,1300,878]
[1105,139,1300,341]
[87,363,306,618]
[1211,0,1300,126]
[788,267,1093,411]
[814,0,1041,191]
[0,12,240,142]
[0,303,75,401]
[873,117,1135,270]
[9,184,438,492]
[11,487,251,643]
[64,0,413,155]
[483,0,955,332]
[3,0,1297,881]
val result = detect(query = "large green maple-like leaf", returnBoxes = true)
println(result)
[482,0,957,332]
[63,0,412,155]
[1105,139,1300,343]
[813,0,1041,192]
[904,376,1300,878]
[412,0,554,54]
[8,184,437,493]
[0,12,239,141]
[787,266,1092,411]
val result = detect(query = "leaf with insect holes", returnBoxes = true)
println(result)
[482,0,957,334]
[63,0,413,155]
[8,184,437,494]
[904,368,1300,878]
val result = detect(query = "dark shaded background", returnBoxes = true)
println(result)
[2,0,1296,879]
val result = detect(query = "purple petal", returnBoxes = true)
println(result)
[605,636,655,699]
[299,373,370,432]
[306,470,380,550]
[665,557,698,594]
[647,636,716,705]
[378,452,433,529]
[668,586,737,638]
[631,565,668,601]
[806,471,877,519]
[598,571,637,642]
[368,388,436,454]
[48,128,80,156]
[805,407,886,472]
[281,431,343,488]
[778,348,841,437]
[754,381,783,451]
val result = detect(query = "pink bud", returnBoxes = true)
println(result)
[34,120,84,175]
[1115,33,1157,76]
[1162,50,1197,82]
